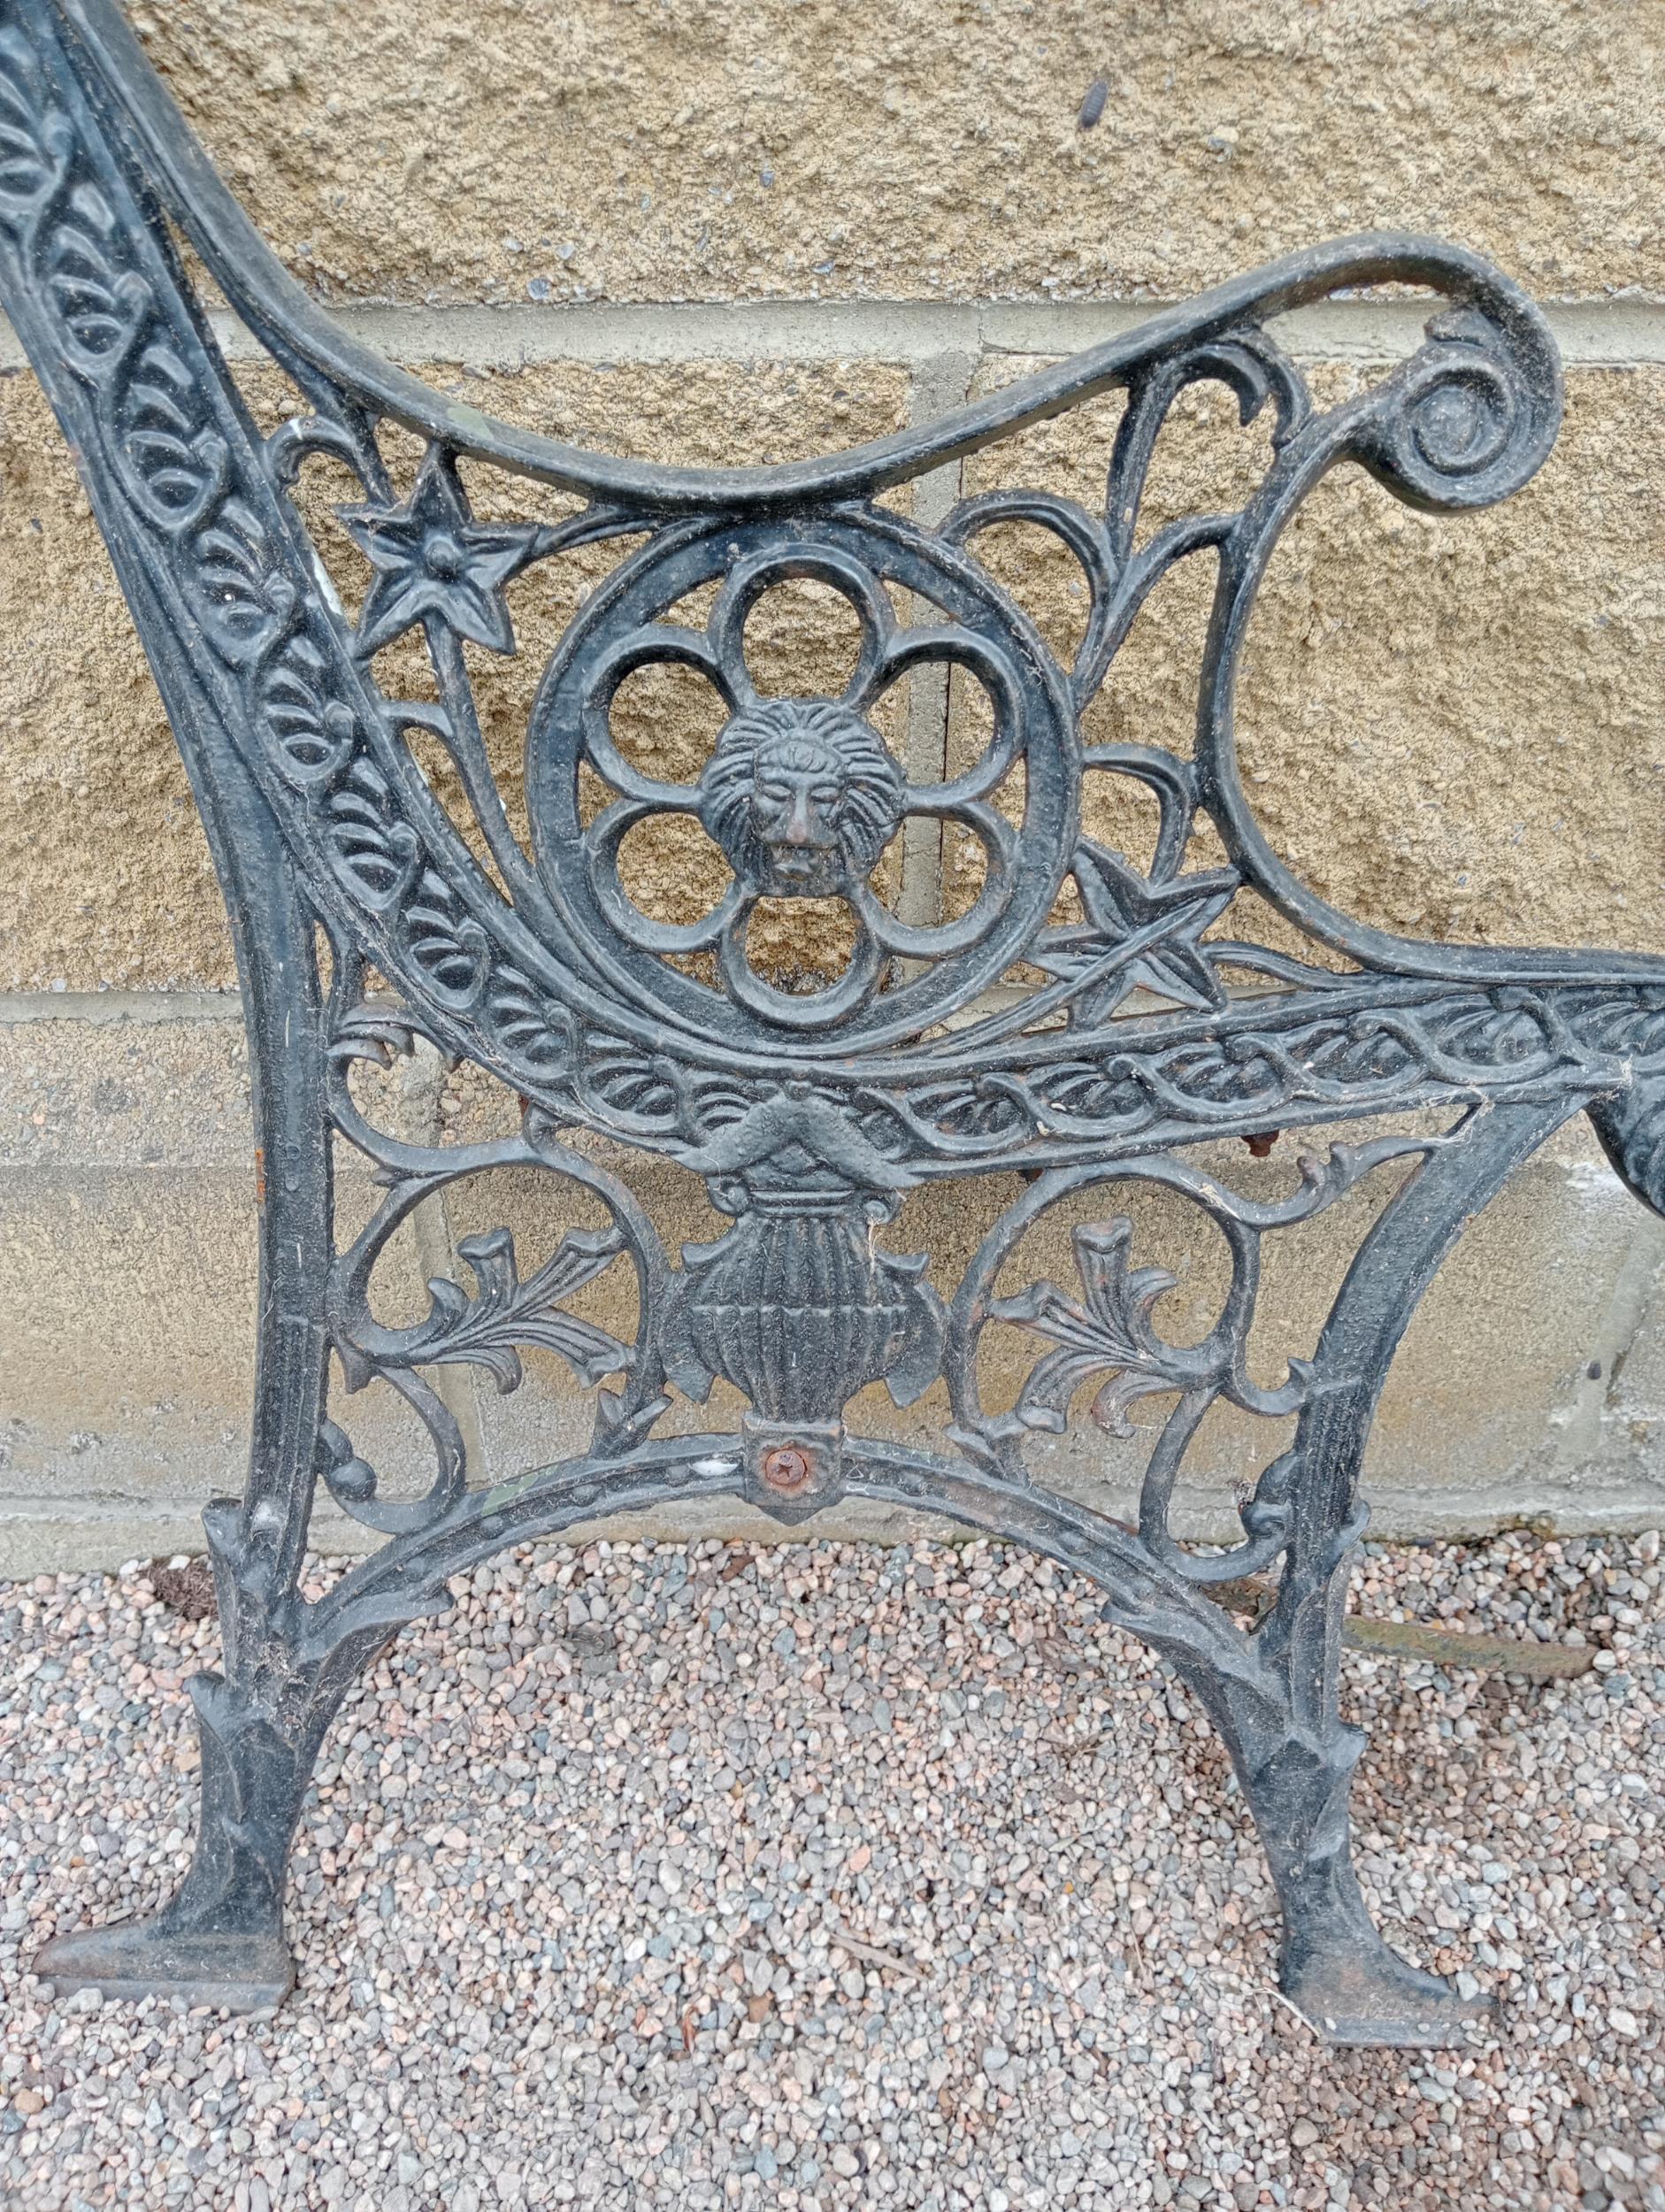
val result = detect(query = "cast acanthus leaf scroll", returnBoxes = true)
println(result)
[317,947,675,1533]
[945,1137,1417,1540]
[992,1217,1197,1439]
[338,1225,632,1398]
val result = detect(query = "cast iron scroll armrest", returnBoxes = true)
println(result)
[4,0,1661,2047]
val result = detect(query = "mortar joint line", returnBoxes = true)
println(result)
[7,293,1665,374]
[898,345,978,935]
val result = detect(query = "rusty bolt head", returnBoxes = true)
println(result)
[760,1445,813,1494]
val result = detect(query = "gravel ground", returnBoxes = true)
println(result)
[2,1528,1663,2212]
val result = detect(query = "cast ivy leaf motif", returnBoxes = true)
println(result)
[339,446,549,657]
[1032,839,1239,1025]
[991,1218,1198,1439]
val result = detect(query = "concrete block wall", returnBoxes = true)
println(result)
[4,1,1665,1567]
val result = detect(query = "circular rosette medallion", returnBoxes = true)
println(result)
[525,511,1078,1052]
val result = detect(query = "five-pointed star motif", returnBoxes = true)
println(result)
[1032,839,1239,1025]
[338,447,548,657]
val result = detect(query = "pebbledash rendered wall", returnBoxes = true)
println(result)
[4,0,1665,1570]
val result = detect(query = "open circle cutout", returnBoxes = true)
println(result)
[526,511,1078,1053]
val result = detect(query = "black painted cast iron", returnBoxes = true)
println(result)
[4,0,1654,2047]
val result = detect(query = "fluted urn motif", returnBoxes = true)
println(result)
[663,1087,946,1514]
[676,1195,934,1425]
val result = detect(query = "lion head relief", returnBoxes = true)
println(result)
[698,697,907,899]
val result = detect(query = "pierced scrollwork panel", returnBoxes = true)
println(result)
[0,0,1615,1158]
[316,944,676,1538]
[525,511,1078,1044]
[943,1133,1440,1577]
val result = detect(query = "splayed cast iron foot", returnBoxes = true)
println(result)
[34,1917,295,2014]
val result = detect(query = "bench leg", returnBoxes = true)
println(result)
[31,1551,352,2011]
[1140,1502,1489,2048]
[35,855,345,2010]
[33,1488,404,2009]
[1187,1103,1569,2043]
[1245,1726,1483,2047]
[1174,1590,1490,2047]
